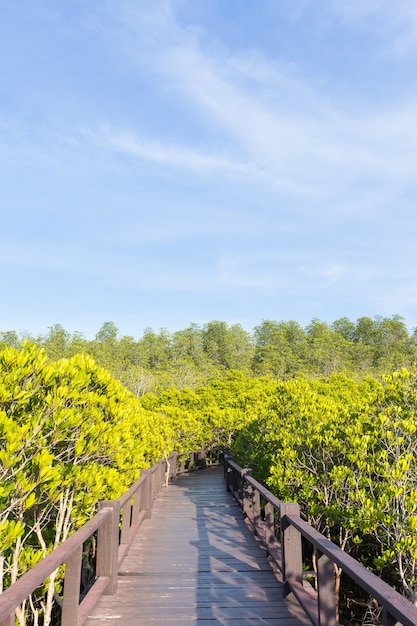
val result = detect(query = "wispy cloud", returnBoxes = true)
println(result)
[104,0,417,201]
[98,126,252,176]
[331,0,417,56]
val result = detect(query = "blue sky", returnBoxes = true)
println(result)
[1,0,417,339]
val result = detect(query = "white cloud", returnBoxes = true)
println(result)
[98,126,252,176]
[103,0,417,203]
[331,0,417,56]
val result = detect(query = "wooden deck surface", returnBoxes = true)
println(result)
[85,466,311,626]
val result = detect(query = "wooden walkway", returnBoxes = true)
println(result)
[85,466,310,626]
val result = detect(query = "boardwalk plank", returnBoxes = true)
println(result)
[85,467,311,626]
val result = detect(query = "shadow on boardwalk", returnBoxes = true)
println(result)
[85,466,311,626]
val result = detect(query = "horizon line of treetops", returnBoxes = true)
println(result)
[1,314,416,394]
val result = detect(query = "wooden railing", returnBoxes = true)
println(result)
[0,450,205,626]
[224,454,417,626]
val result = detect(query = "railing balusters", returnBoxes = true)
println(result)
[131,480,142,525]
[382,607,399,626]
[62,544,83,626]
[0,450,210,626]
[234,467,252,513]
[265,501,275,546]
[140,469,152,520]
[316,550,337,626]
[224,455,417,626]
[120,499,132,546]
[281,503,303,596]
[97,501,120,595]
[253,489,261,528]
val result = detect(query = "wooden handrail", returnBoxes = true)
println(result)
[224,454,417,626]
[0,450,203,626]
[0,508,112,626]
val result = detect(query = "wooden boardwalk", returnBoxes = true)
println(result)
[85,466,311,626]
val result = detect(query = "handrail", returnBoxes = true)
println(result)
[224,454,417,626]
[0,449,205,626]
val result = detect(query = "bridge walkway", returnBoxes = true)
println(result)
[85,465,310,626]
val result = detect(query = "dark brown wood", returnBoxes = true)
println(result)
[286,514,417,626]
[0,508,110,622]
[0,612,13,626]
[76,577,109,626]
[253,487,261,527]
[238,467,252,502]
[316,551,337,626]
[85,467,310,626]
[139,468,152,519]
[62,544,83,626]
[120,497,132,545]
[281,503,303,596]
[288,581,319,626]
[383,607,400,626]
[265,501,275,547]
[97,501,120,595]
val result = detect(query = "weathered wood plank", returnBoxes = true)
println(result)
[84,467,310,626]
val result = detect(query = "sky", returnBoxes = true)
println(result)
[1,0,417,339]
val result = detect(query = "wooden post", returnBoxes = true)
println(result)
[159,459,165,489]
[0,614,14,626]
[197,448,206,469]
[224,455,228,479]
[131,483,141,525]
[96,501,120,595]
[237,468,250,504]
[61,544,83,626]
[151,462,159,499]
[141,469,152,519]
[280,503,303,597]
[265,501,275,546]
[253,489,261,528]
[382,608,398,626]
[232,466,239,496]
[120,499,131,545]
[224,457,231,491]
[242,470,252,515]
[316,550,337,626]
[170,452,178,480]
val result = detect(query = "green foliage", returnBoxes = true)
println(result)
[0,342,218,620]
[2,315,417,610]
[3,315,415,395]
[231,368,417,601]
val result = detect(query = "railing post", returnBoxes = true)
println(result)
[97,501,120,595]
[169,452,178,480]
[280,503,303,597]
[224,455,229,479]
[235,467,252,509]
[151,462,160,499]
[232,466,239,496]
[225,458,234,493]
[265,501,275,546]
[120,499,132,545]
[61,544,83,626]
[141,469,152,519]
[316,550,337,626]
[241,469,252,514]
[197,448,206,469]
[159,459,165,489]
[382,608,398,626]
[253,489,261,528]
